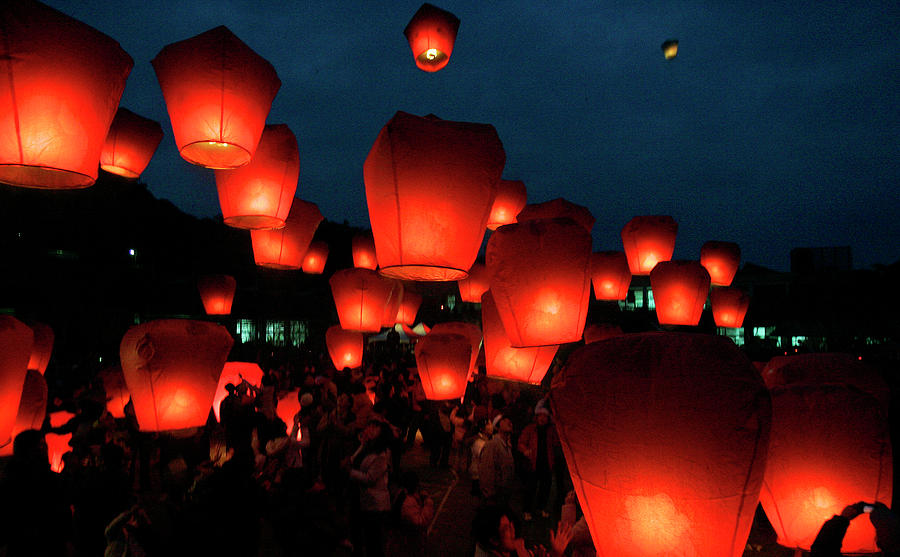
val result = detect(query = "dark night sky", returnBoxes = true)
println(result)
[46,1,899,271]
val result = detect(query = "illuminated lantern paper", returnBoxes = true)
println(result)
[100,108,164,179]
[120,319,234,432]
[591,251,631,301]
[700,241,741,286]
[99,365,130,419]
[381,280,405,327]
[251,199,323,269]
[431,322,482,380]
[301,240,329,274]
[650,260,710,326]
[487,180,526,230]
[330,268,394,332]
[457,263,490,303]
[758,354,891,554]
[621,216,678,275]
[661,39,679,60]
[0,316,33,448]
[214,124,298,229]
[415,332,470,400]
[326,326,364,370]
[404,3,460,73]
[395,291,423,326]
[710,287,750,328]
[583,323,623,344]
[152,26,280,168]
[27,321,54,374]
[516,198,595,234]
[550,332,771,557]
[212,361,263,422]
[482,291,558,384]
[276,389,300,429]
[46,410,75,473]
[197,274,237,315]
[353,232,378,270]
[364,111,505,281]
[0,369,48,457]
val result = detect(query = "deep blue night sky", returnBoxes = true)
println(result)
[46,1,899,270]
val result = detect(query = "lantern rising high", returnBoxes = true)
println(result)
[212,362,263,422]
[457,263,490,303]
[661,39,679,60]
[100,108,164,179]
[415,332,471,400]
[251,199,323,269]
[27,321,54,374]
[487,180,527,230]
[700,241,741,286]
[364,111,505,281]
[404,3,460,73]
[550,333,771,557]
[710,287,750,328]
[650,261,710,326]
[197,274,237,315]
[302,241,329,274]
[0,316,33,449]
[395,291,423,326]
[352,232,379,270]
[621,216,678,275]
[482,291,558,385]
[329,268,394,333]
[152,26,280,168]
[326,326,364,370]
[0,1,133,188]
[590,251,631,301]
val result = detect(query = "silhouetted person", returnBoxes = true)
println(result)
[810,502,900,557]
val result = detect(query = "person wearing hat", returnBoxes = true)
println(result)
[517,407,559,521]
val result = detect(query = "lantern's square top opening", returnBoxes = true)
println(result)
[380,265,468,282]
[0,164,95,189]
[180,141,252,169]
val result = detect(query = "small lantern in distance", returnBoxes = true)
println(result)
[404,3,461,73]
[302,241,329,274]
[650,260,710,326]
[353,232,378,270]
[458,263,490,303]
[329,268,394,332]
[326,326,364,370]
[590,251,631,301]
[431,321,482,381]
[711,287,750,328]
[415,332,471,400]
[621,215,678,275]
[251,199,323,270]
[487,180,527,230]
[198,275,237,315]
[101,108,164,179]
[396,291,423,326]
[662,39,679,60]
[700,241,741,286]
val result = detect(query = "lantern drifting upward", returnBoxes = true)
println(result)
[302,241,329,274]
[364,112,505,281]
[621,216,678,275]
[487,180,527,230]
[0,1,133,188]
[458,263,490,303]
[353,232,378,270]
[152,26,280,169]
[431,322,482,381]
[482,291,558,385]
[661,39,679,60]
[415,332,471,400]
[395,291,423,326]
[700,241,741,286]
[650,261,710,326]
[251,199,323,269]
[711,287,750,328]
[212,362,263,422]
[0,316,33,449]
[27,321,54,374]
[591,251,631,301]
[550,333,771,557]
[404,3,460,73]
[100,108,164,179]
[326,326,364,370]
[0,369,48,457]
[99,365,130,419]
[330,268,394,333]
[197,275,237,315]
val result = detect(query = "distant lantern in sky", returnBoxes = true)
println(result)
[395,291,423,326]
[0,1,132,188]
[99,365,130,419]
[431,322,482,381]
[0,369,48,457]
[326,326,364,370]
[100,108,164,179]
[662,39,679,60]
[212,361,263,422]
[482,291,558,384]
[302,240,329,274]
[650,260,710,326]
[329,268,394,333]
[487,200,593,347]
[621,216,678,275]
[404,3,460,73]
[353,232,378,270]
[0,316,33,449]
[458,263,490,303]
[197,274,237,315]
[590,251,632,301]
[487,180,527,230]
[364,111,505,281]
[550,333,771,557]
[583,323,623,344]
[415,332,471,400]
[711,287,750,328]
[152,26,280,169]
[381,280,405,327]
[27,321,54,374]
[214,124,298,229]
[251,199,323,269]
[700,241,741,286]
[120,319,233,432]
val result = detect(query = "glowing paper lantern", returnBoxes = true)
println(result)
[100,108,164,179]
[700,241,741,286]
[251,199,323,269]
[301,240,329,274]
[120,319,234,432]
[364,111,505,281]
[482,291,558,384]
[550,332,771,557]
[661,39,679,60]
[214,124,298,229]
[27,321,54,374]
[0,316,33,448]
[395,291,423,326]
[212,361,263,422]
[381,280,405,327]
[326,326,364,370]
[0,2,132,188]
[330,268,394,332]
[650,261,710,326]
[516,198,595,234]
[583,323,623,344]
[710,287,750,328]
[276,389,300,428]
[99,365,130,419]
[404,3,460,73]
[621,216,678,275]
[152,26,280,168]
[457,263,490,303]
[197,274,237,315]
[353,232,378,270]
[0,370,48,457]
[758,354,892,554]
[487,180,526,230]
[415,332,470,400]
[430,322,482,380]
[590,251,631,301]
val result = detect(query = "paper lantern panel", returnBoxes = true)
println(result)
[326,326,364,371]
[650,261,710,326]
[482,291,557,385]
[621,216,678,275]
[486,179,526,230]
[302,240,329,274]
[198,274,237,315]
[101,108,164,179]
[415,332,471,400]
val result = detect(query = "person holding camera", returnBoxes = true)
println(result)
[810,501,900,557]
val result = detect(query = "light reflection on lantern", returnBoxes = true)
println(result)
[431,322,482,381]
[650,261,710,326]
[302,241,329,274]
[330,268,394,332]
[197,274,237,315]
[353,232,378,270]
[404,3,460,72]
[99,365,130,419]
[590,251,631,301]
[326,326,364,370]
[395,291,423,326]
[0,316,33,448]
[487,180,527,230]
[458,263,490,303]
[251,199,323,269]
[710,287,750,328]
[700,241,741,286]
[27,321,54,374]
[100,108,164,179]
[212,362,263,422]
[621,216,677,275]
[482,291,558,384]
[0,369,48,457]
[415,332,471,400]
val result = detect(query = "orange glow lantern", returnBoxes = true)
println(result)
[100,108,164,179]
[650,261,710,326]
[758,354,892,554]
[276,389,300,429]
[550,333,771,557]
[700,241,741,286]
[591,251,631,301]
[415,332,471,400]
[302,240,329,274]
[487,180,527,230]
[0,2,132,189]
[27,321,54,374]
[99,365,130,419]
[152,26,280,168]
[353,232,378,270]
[46,434,72,473]
[710,287,750,328]
[0,369,48,457]
[404,3,460,73]
[326,326,364,370]
[431,322,482,380]
[381,280,405,327]
[482,291,558,384]
[330,268,394,332]
[251,199,323,269]
[197,274,236,315]
[621,216,678,275]
[395,291,423,326]
[120,319,234,432]
[364,111,504,281]
[661,39,679,60]
[457,263,490,303]
[214,124,298,229]
[0,316,33,448]
[212,361,263,422]
[516,198,595,234]
[583,323,623,344]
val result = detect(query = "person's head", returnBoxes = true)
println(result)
[12,429,48,468]
[498,417,513,436]
[472,505,518,552]
[224,383,236,395]
[535,407,550,425]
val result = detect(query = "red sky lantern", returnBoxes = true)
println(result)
[591,251,631,301]
[100,108,164,179]
[395,291,423,326]
[482,291,558,384]
[0,316,33,449]
[120,319,234,432]
[700,241,741,286]
[251,198,323,269]
[758,354,891,554]
[431,322,482,381]
[583,323,623,344]
[212,361,263,422]
[364,111,505,281]
[486,200,593,347]
[302,240,329,274]
[517,198,595,233]
[487,180,527,230]
[550,333,771,557]
[381,280,405,327]
[99,365,130,419]
[0,369,48,457]
[0,2,132,189]
[415,332,471,400]
[711,287,750,328]
[27,321,54,374]
[650,260,710,326]
[276,389,300,429]
[214,124,298,229]
[197,274,236,315]
[152,26,280,169]
[621,215,678,275]
[326,326,364,371]
[457,263,490,303]
[330,268,394,332]
[404,3,460,73]
[353,232,378,270]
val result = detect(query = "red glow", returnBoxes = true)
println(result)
[0,370,47,457]
[212,362,263,422]
[457,263,490,303]
[517,198,595,233]
[404,3,460,73]
[101,108,163,179]
[99,365,130,419]
[302,241,329,274]
[621,216,678,275]
[197,274,237,315]
[487,180,527,230]
[395,292,423,326]
[330,268,394,332]
[650,261,710,326]
[710,287,750,328]
[276,389,301,429]
[27,321,54,374]
[590,251,632,301]
[251,199,323,269]
[326,326,364,370]
[381,280,405,327]
[353,232,378,270]
[481,291,557,384]
[0,316,33,449]
[431,322,482,381]
[700,241,741,286]
[415,332,471,400]
[46,430,72,474]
